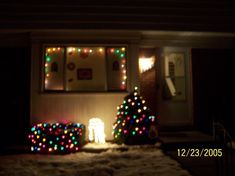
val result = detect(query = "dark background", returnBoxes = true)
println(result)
[192,48,235,137]
[0,47,30,148]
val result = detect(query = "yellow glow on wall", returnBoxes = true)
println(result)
[138,56,155,73]
[88,118,106,144]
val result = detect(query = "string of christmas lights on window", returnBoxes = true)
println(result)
[44,46,127,91]
[28,123,85,153]
[67,47,104,55]
[113,87,158,145]
[44,47,64,87]
[108,47,127,90]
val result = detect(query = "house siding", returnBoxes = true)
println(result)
[0,0,235,32]
[30,41,139,140]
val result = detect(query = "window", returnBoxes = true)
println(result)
[164,52,186,100]
[44,46,127,92]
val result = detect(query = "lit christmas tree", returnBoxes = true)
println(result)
[113,87,158,145]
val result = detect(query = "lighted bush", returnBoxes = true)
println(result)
[28,123,85,153]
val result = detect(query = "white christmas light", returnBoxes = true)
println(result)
[88,118,106,144]
[68,47,73,52]
[99,48,103,52]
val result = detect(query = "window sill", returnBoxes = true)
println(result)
[40,90,128,95]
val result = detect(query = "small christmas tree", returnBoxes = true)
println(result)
[113,87,158,145]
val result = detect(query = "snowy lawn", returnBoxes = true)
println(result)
[0,143,191,176]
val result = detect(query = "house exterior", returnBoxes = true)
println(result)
[1,0,235,142]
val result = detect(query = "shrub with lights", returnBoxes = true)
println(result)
[28,123,85,153]
[113,87,158,145]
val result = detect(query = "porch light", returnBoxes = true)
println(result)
[88,118,106,144]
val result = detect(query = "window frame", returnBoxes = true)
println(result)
[41,44,128,93]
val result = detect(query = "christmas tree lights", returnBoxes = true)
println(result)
[28,123,85,153]
[113,87,158,145]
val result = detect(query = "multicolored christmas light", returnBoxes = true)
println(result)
[44,47,64,88]
[113,87,158,145]
[67,47,104,55]
[108,47,127,90]
[44,46,127,91]
[28,123,85,153]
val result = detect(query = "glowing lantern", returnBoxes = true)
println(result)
[88,118,106,144]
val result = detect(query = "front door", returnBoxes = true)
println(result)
[139,47,193,130]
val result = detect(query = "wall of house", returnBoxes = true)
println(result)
[30,37,140,140]
[30,31,235,141]
[30,92,127,141]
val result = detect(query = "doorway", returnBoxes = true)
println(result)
[139,47,193,130]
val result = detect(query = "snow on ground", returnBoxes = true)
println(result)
[0,143,191,176]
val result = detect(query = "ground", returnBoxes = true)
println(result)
[0,143,191,176]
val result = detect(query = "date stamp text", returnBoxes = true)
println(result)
[177,148,223,157]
